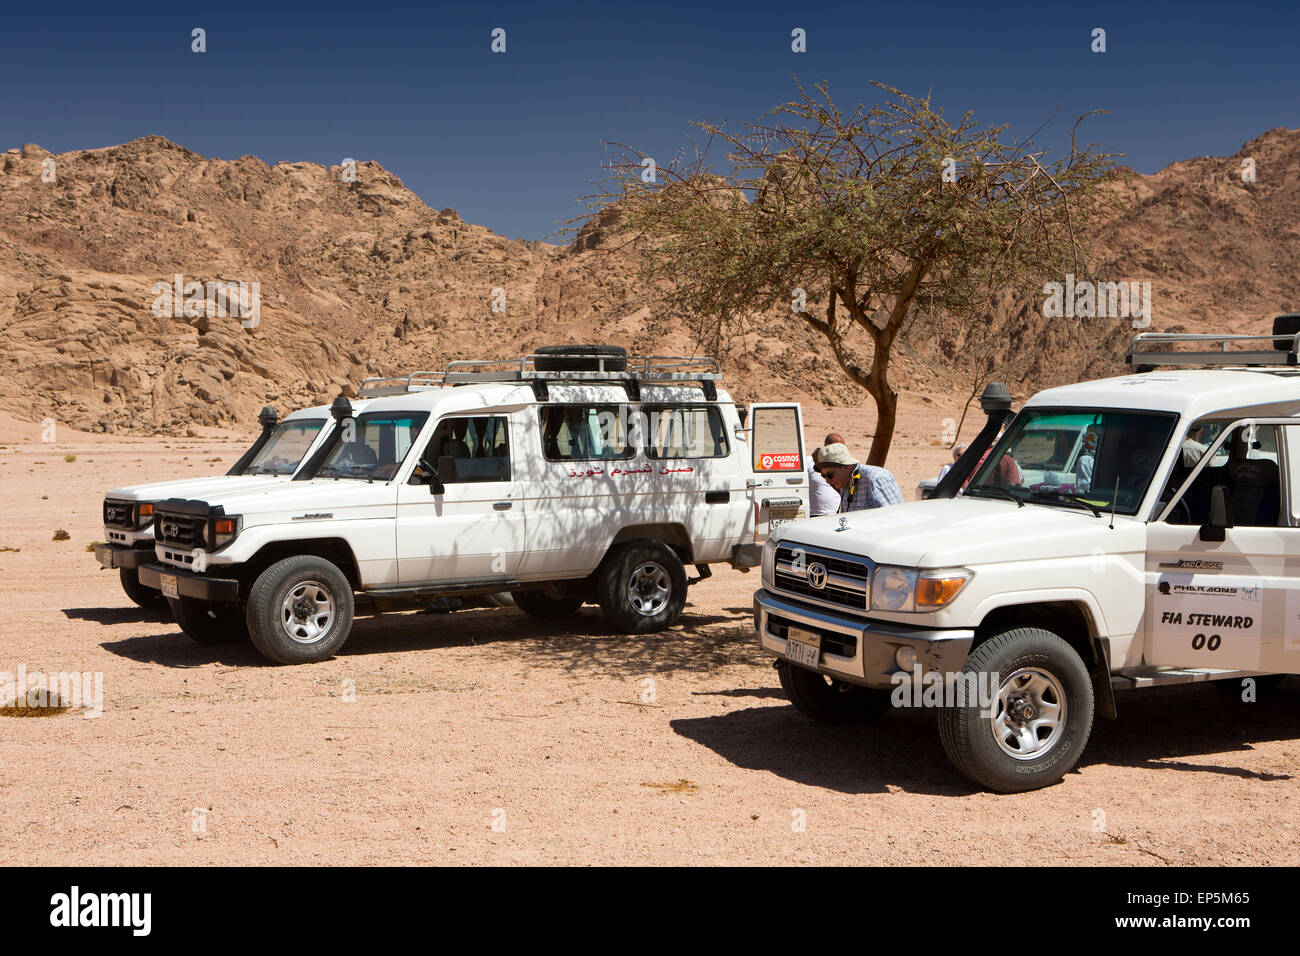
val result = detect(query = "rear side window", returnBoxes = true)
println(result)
[641,405,729,460]
[540,405,634,461]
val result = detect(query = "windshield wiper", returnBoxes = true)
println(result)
[1027,490,1103,517]
[966,484,1025,507]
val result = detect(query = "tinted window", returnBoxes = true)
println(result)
[419,416,511,483]
[641,406,729,459]
[539,405,634,461]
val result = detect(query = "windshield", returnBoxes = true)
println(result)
[240,419,326,475]
[315,412,429,481]
[965,408,1177,515]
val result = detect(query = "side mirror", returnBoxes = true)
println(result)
[1199,485,1232,542]
[418,456,446,495]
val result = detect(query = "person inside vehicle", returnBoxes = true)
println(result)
[1075,429,1097,491]
[938,443,966,481]
[815,443,904,512]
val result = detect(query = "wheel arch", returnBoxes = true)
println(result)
[606,524,694,565]
[973,599,1117,720]
[240,538,362,592]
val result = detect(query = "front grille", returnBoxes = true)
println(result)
[155,511,204,548]
[103,499,134,529]
[767,615,858,658]
[773,542,871,613]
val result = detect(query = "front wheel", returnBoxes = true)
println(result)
[938,627,1094,793]
[776,660,892,724]
[245,556,355,664]
[167,596,249,644]
[120,567,166,608]
[596,541,687,633]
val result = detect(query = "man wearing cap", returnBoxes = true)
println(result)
[815,443,904,512]
[806,432,845,517]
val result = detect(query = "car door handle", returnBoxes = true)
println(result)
[705,490,730,504]
[493,501,512,511]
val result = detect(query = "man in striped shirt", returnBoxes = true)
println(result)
[814,443,904,512]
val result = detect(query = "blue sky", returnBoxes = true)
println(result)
[3,0,1297,240]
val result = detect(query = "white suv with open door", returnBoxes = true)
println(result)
[95,400,366,607]
[136,346,808,662]
[757,317,1300,792]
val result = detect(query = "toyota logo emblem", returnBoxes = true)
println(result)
[163,522,179,538]
[806,562,828,589]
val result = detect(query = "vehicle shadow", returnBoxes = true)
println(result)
[62,606,171,625]
[672,679,1300,795]
[99,632,270,668]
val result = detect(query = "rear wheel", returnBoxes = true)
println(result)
[938,627,1094,793]
[776,660,892,724]
[167,596,248,644]
[596,541,687,633]
[245,556,355,664]
[513,590,583,618]
[120,567,166,608]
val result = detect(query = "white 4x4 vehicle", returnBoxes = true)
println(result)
[95,402,362,606]
[758,320,1300,793]
[137,347,808,663]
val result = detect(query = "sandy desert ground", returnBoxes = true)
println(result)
[0,400,1297,866]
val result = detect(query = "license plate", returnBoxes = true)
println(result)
[159,574,179,599]
[785,625,821,667]
[768,507,803,531]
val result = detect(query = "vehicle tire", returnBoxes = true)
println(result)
[167,596,249,644]
[245,556,355,664]
[513,590,583,618]
[120,567,166,608]
[533,344,627,373]
[776,660,892,724]
[938,627,1094,793]
[1213,674,1286,699]
[596,540,687,633]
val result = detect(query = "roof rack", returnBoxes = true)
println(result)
[358,353,722,401]
[1127,330,1300,370]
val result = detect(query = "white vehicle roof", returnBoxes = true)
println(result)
[1026,368,1300,420]
[350,382,734,414]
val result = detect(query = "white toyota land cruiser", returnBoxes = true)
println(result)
[137,346,808,663]
[758,318,1300,793]
[96,402,363,607]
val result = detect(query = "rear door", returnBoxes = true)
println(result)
[746,403,808,541]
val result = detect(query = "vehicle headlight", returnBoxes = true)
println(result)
[135,502,155,529]
[871,566,971,612]
[761,537,777,585]
[210,515,241,550]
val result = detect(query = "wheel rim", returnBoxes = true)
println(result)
[627,561,671,616]
[990,667,1067,760]
[280,580,336,644]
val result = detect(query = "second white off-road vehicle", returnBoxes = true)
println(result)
[137,347,808,663]
[96,402,361,606]
[758,317,1300,792]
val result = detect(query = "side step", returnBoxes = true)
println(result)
[1111,667,1269,690]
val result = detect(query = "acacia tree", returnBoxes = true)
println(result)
[587,81,1115,465]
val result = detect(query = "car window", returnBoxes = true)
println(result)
[540,405,634,461]
[242,419,324,475]
[640,405,729,459]
[418,416,511,483]
[1162,422,1283,527]
[316,413,428,481]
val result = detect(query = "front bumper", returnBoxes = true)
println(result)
[94,542,155,571]
[139,563,240,603]
[754,587,975,690]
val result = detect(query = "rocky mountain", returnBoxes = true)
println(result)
[0,130,1297,435]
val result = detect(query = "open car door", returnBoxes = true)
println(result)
[746,403,808,542]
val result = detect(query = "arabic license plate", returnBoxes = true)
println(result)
[785,626,821,667]
[159,574,179,599]
[768,506,803,531]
